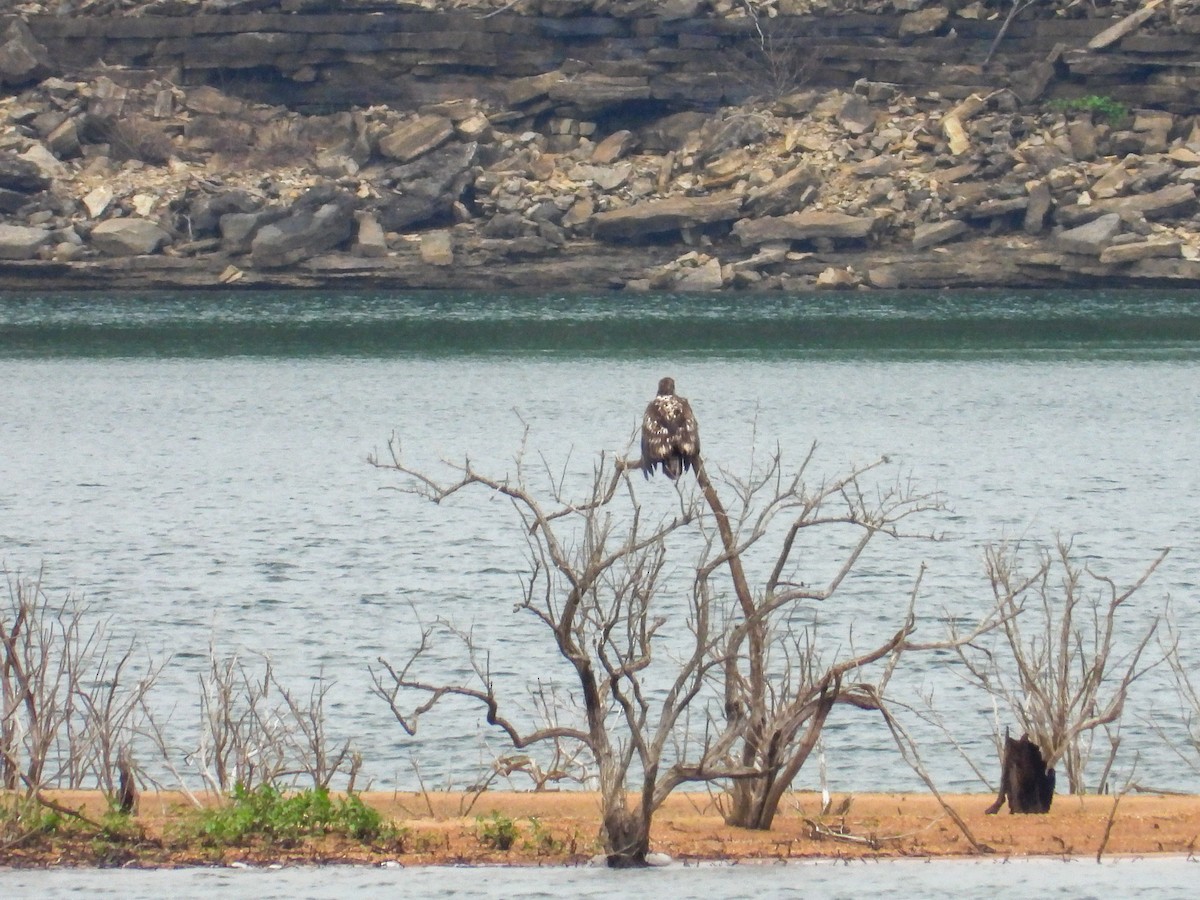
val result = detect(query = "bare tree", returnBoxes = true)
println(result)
[371,437,761,866]
[951,538,1168,795]
[369,428,965,860]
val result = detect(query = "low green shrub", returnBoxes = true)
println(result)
[1048,94,1129,124]
[186,784,391,846]
[475,810,519,851]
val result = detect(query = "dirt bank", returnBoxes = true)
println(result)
[5,790,1198,867]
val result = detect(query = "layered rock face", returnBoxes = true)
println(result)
[0,1,1198,291]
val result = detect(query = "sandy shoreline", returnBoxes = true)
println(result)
[5,790,1197,868]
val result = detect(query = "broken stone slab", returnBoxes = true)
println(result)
[1098,239,1182,265]
[183,85,247,117]
[964,197,1029,220]
[565,162,632,192]
[591,129,637,165]
[1168,147,1200,166]
[816,266,861,289]
[502,71,565,107]
[853,156,903,178]
[0,223,51,260]
[454,112,492,143]
[941,115,970,156]
[674,256,724,290]
[82,185,114,218]
[1088,0,1165,51]
[46,118,81,159]
[0,18,52,87]
[731,242,790,273]
[899,7,949,37]
[1010,59,1055,106]
[250,190,357,268]
[912,219,968,250]
[1057,212,1121,255]
[546,73,651,117]
[378,115,454,163]
[380,141,478,232]
[561,196,594,230]
[744,165,819,218]
[0,150,51,193]
[90,218,171,256]
[732,210,877,247]
[590,192,743,241]
[219,207,288,254]
[17,144,65,180]
[1024,181,1053,234]
[0,188,29,214]
[1106,183,1197,220]
[352,211,387,258]
[837,95,875,136]
[419,230,454,267]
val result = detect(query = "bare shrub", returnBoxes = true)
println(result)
[723,3,826,102]
[1,569,159,807]
[1156,614,1200,778]
[89,114,177,165]
[951,538,1169,794]
[176,648,360,799]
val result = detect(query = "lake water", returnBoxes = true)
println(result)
[3,288,1200,803]
[3,855,1199,899]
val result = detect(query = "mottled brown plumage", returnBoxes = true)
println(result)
[641,376,700,480]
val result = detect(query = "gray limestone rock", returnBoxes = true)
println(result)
[0,151,51,193]
[90,218,171,256]
[733,210,877,247]
[744,165,819,218]
[0,18,52,87]
[590,193,744,241]
[912,219,968,250]
[250,196,356,268]
[380,141,478,233]
[0,224,51,259]
[379,116,454,163]
[1057,213,1122,255]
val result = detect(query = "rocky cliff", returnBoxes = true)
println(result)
[1,0,1198,291]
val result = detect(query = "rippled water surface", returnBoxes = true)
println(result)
[3,857,1200,899]
[3,288,1200,797]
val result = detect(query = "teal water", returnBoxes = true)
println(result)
[3,856,1198,899]
[4,289,1200,357]
[2,288,1200,801]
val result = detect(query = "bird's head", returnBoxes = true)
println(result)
[657,377,676,396]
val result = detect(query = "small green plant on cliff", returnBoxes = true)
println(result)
[185,784,390,846]
[1049,95,1129,125]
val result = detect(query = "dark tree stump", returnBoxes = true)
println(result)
[985,733,1055,814]
[116,753,138,814]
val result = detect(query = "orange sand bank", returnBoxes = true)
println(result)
[6,790,1199,867]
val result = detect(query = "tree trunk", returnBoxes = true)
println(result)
[602,805,650,867]
[985,733,1055,814]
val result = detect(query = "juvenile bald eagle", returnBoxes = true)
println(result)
[641,377,700,480]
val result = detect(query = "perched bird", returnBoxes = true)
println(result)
[641,376,700,480]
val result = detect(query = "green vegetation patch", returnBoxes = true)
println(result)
[184,784,391,846]
[1048,95,1129,124]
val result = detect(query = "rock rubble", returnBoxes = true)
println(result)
[0,3,1198,291]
